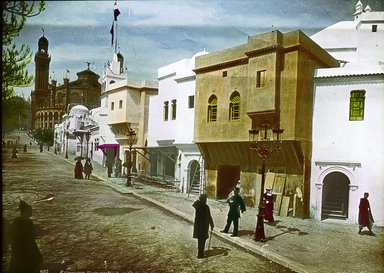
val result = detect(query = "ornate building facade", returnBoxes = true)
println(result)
[30,34,101,130]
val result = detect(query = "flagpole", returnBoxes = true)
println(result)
[115,19,118,53]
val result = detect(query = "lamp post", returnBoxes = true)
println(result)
[126,128,137,187]
[54,132,57,154]
[65,131,69,159]
[249,124,283,242]
[85,130,91,159]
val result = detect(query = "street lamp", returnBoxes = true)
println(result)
[126,128,137,187]
[85,130,91,159]
[54,132,57,154]
[65,131,69,159]
[249,124,283,242]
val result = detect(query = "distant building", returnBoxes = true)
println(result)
[194,30,338,217]
[101,51,158,175]
[310,1,384,226]
[30,34,101,131]
[147,51,208,193]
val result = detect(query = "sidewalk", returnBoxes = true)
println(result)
[51,150,383,273]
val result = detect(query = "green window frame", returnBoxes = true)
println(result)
[208,96,217,122]
[229,92,240,121]
[349,90,365,121]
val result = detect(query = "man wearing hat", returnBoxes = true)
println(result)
[9,200,43,273]
[192,194,214,258]
[220,187,246,237]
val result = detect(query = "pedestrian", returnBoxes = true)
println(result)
[220,187,246,237]
[83,158,93,180]
[23,144,27,154]
[106,159,113,178]
[115,158,122,178]
[39,144,43,153]
[263,187,274,223]
[9,200,43,273]
[192,194,214,259]
[358,192,375,235]
[12,147,19,158]
[74,159,84,179]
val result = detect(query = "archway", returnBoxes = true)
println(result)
[188,160,201,195]
[321,172,350,220]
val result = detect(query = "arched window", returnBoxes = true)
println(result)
[229,92,240,121]
[208,95,217,122]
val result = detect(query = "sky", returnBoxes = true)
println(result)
[12,0,384,97]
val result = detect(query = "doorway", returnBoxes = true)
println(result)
[188,160,201,195]
[321,172,350,220]
[217,165,240,199]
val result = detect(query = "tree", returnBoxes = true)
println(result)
[32,128,53,146]
[2,95,30,137]
[2,1,45,99]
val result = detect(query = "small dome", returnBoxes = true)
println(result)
[39,36,48,46]
[69,104,89,116]
[38,36,49,52]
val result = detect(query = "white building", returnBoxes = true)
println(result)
[310,1,384,226]
[147,51,208,194]
[101,51,158,176]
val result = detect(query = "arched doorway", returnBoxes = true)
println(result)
[188,160,201,195]
[321,172,350,220]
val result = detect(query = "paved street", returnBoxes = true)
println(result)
[2,132,293,273]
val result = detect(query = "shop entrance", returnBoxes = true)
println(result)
[217,165,240,199]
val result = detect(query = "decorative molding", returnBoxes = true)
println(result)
[315,161,362,170]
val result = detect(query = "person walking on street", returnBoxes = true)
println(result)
[192,194,214,259]
[23,144,27,154]
[263,187,274,223]
[74,159,84,179]
[358,192,375,235]
[220,187,246,237]
[12,147,19,158]
[9,200,43,273]
[83,158,93,180]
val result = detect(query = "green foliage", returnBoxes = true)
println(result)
[32,128,53,146]
[2,1,45,99]
[2,95,30,136]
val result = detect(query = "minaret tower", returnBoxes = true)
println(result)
[30,31,51,129]
[354,0,364,20]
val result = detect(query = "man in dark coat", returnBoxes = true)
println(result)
[220,187,246,237]
[9,200,43,273]
[192,194,214,259]
[358,192,375,235]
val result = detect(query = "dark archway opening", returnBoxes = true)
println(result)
[321,172,350,220]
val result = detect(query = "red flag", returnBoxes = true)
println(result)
[114,2,121,21]
[110,23,114,46]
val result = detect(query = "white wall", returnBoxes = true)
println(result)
[311,77,384,226]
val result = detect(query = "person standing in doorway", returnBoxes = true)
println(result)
[192,194,214,259]
[220,187,246,237]
[358,192,375,235]
[9,200,43,273]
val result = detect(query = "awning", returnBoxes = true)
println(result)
[97,143,120,156]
